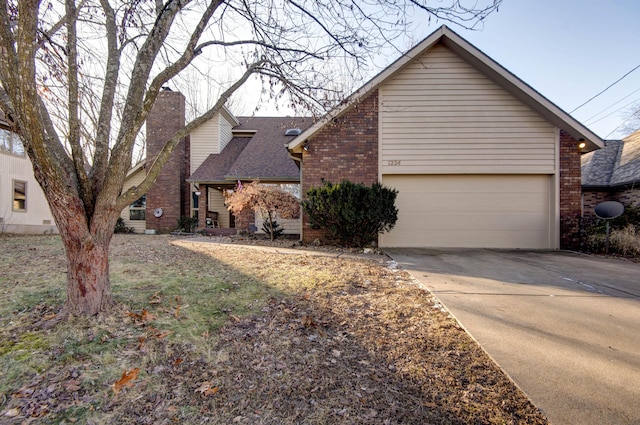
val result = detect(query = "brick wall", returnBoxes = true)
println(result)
[197,184,208,229]
[582,190,613,217]
[617,187,640,207]
[233,207,254,232]
[583,187,640,217]
[145,90,188,233]
[559,130,583,250]
[300,90,379,243]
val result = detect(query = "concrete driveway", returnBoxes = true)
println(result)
[384,249,640,425]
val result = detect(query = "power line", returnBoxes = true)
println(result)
[604,108,640,139]
[570,63,640,113]
[585,95,640,126]
[583,87,640,124]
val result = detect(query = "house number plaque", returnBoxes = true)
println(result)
[387,160,401,166]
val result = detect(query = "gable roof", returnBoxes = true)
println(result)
[582,130,640,188]
[287,25,604,153]
[188,116,312,184]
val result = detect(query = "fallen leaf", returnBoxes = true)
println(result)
[111,368,140,395]
[141,308,156,321]
[149,292,163,304]
[126,311,142,321]
[137,336,146,350]
[173,358,183,367]
[63,379,82,392]
[204,386,219,396]
[152,329,172,339]
[195,381,219,396]
[127,308,156,323]
[301,315,317,328]
[4,408,20,417]
[174,305,181,318]
[43,313,57,321]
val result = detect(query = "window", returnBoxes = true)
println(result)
[129,195,146,220]
[0,129,25,156]
[13,180,26,211]
[192,191,199,222]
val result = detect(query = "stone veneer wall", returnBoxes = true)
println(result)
[300,91,379,243]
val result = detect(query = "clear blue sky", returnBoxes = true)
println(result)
[426,0,640,139]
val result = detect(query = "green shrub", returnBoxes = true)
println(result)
[302,180,398,247]
[176,216,198,233]
[114,217,134,234]
[262,218,284,240]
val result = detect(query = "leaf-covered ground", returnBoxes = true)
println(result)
[0,235,548,424]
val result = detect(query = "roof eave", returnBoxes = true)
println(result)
[288,25,604,154]
[126,160,147,177]
[221,106,240,126]
[288,27,447,153]
[223,175,299,182]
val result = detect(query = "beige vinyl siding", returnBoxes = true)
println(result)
[0,152,58,233]
[380,174,553,249]
[254,212,300,235]
[120,168,147,233]
[379,44,556,175]
[207,188,231,228]
[219,114,234,152]
[190,114,221,172]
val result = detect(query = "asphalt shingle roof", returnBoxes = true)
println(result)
[187,116,313,184]
[582,130,640,187]
[188,137,251,183]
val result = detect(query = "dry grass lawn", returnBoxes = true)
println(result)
[0,234,548,424]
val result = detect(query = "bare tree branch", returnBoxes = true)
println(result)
[117,58,265,209]
[65,0,93,218]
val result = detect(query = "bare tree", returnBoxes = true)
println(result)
[618,103,640,137]
[0,0,500,316]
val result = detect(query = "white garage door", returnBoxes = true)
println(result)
[380,175,553,249]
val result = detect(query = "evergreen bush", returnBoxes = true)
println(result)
[176,216,198,233]
[302,180,398,247]
[114,217,134,234]
[262,218,284,240]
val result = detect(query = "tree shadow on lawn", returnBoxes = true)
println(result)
[0,235,548,424]
[110,238,548,425]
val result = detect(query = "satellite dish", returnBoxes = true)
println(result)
[594,201,624,220]
[594,201,624,255]
[153,207,164,218]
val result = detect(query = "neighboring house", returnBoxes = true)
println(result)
[582,130,640,216]
[0,111,58,234]
[121,89,312,234]
[287,25,603,250]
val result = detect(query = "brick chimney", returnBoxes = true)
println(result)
[145,89,190,233]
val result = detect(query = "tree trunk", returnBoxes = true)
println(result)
[63,235,114,315]
[268,212,274,241]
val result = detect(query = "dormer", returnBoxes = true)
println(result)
[190,106,239,173]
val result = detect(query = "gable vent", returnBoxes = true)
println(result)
[285,128,302,136]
